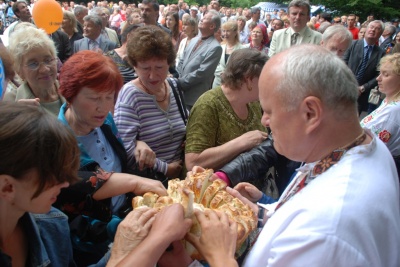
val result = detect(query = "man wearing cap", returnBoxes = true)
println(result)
[190,6,200,22]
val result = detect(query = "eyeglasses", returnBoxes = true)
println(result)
[24,58,57,71]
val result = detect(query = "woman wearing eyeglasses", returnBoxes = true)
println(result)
[3,27,65,117]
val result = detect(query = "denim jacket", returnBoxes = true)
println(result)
[0,207,76,267]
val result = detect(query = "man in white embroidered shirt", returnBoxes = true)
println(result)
[186,45,400,267]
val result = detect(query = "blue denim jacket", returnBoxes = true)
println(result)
[0,207,76,267]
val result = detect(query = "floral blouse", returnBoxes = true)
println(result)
[360,99,400,157]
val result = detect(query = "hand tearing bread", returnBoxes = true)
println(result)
[132,169,257,260]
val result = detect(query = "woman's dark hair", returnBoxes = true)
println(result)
[0,102,80,198]
[126,25,176,66]
[221,48,268,90]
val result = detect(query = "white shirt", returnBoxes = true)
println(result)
[243,132,400,267]
[360,99,400,157]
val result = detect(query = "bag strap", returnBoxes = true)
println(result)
[167,77,188,125]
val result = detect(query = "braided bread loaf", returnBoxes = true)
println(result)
[132,169,257,260]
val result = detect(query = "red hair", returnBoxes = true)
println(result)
[59,51,123,103]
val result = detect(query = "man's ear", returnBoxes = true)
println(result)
[299,96,323,135]
[0,175,17,203]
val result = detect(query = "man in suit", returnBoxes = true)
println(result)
[177,10,222,110]
[91,7,120,47]
[379,23,396,52]
[343,20,385,115]
[73,14,116,53]
[74,5,88,35]
[268,0,322,57]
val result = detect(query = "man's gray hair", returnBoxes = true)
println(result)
[322,25,352,47]
[83,14,103,28]
[385,23,396,36]
[288,0,310,16]
[208,9,221,32]
[74,5,88,16]
[276,45,358,114]
[368,20,385,34]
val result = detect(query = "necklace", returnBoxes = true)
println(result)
[139,78,167,102]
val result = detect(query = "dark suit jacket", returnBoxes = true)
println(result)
[379,37,392,51]
[51,30,72,63]
[73,36,117,54]
[343,40,385,112]
[177,35,222,107]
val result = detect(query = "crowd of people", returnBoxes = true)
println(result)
[0,0,399,266]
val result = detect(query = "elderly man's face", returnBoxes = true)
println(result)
[83,20,101,39]
[259,55,304,160]
[365,22,383,42]
[321,34,351,58]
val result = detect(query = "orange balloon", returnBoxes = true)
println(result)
[32,0,63,34]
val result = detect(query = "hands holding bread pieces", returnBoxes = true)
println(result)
[128,166,257,263]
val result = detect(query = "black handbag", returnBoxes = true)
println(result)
[167,77,188,125]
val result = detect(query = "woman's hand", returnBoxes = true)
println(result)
[108,207,158,266]
[238,130,268,151]
[17,98,40,107]
[166,160,183,178]
[133,177,167,196]
[134,140,156,171]
[233,182,263,203]
[186,209,238,267]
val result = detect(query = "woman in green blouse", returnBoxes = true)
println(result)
[185,48,269,171]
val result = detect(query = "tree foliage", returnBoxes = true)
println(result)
[270,0,399,21]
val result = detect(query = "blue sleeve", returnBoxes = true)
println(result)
[258,193,277,204]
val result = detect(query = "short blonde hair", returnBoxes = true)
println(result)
[8,27,57,74]
[221,20,239,44]
[379,53,400,76]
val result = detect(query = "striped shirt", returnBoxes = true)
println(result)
[114,82,186,174]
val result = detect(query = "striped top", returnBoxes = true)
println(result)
[114,81,186,174]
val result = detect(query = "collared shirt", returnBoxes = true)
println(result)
[288,26,308,45]
[243,131,400,267]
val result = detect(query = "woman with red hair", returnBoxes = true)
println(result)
[245,24,269,55]
[56,50,167,266]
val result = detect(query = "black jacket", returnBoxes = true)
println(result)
[220,138,300,195]
[51,30,72,63]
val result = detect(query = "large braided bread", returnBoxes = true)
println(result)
[132,169,257,260]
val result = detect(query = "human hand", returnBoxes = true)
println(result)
[158,240,193,267]
[108,207,157,265]
[358,86,364,96]
[226,186,258,214]
[149,204,192,242]
[186,209,238,267]
[239,130,268,150]
[186,165,206,179]
[134,140,156,171]
[166,160,183,178]
[17,98,40,107]
[233,182,263,203]
[133,177,167,196]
